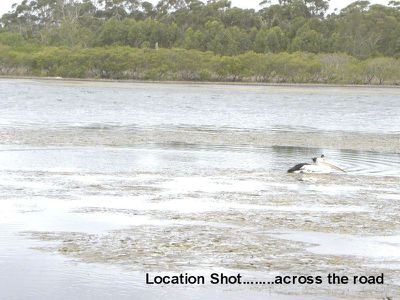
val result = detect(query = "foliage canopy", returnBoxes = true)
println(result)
[0,0,399,84]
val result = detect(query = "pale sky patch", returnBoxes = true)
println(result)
[0,0,391,17]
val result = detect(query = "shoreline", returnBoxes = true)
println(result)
[1,75,400,89]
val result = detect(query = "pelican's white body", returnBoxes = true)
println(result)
[292,164,333,174]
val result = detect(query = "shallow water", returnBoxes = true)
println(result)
[0,79,399,300]
[1,79,400,133]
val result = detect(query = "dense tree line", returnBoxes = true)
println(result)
[1,45,399,84]
[1,0,400,58]
[0,0,399,84]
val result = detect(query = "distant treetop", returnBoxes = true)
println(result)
[0,0,399,58]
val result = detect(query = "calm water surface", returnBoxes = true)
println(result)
[0,79,399,300]
[1,79,399,133]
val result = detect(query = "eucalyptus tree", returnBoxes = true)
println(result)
[97,0,142,19]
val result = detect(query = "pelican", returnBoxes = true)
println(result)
[287,155,345,173]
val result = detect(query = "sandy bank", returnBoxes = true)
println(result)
[1,75,400,89]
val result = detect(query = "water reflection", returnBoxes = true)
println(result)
[1,145,398,176]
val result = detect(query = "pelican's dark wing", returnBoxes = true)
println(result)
[287,163,311,173]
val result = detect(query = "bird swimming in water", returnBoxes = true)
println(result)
[287,154,345,173]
